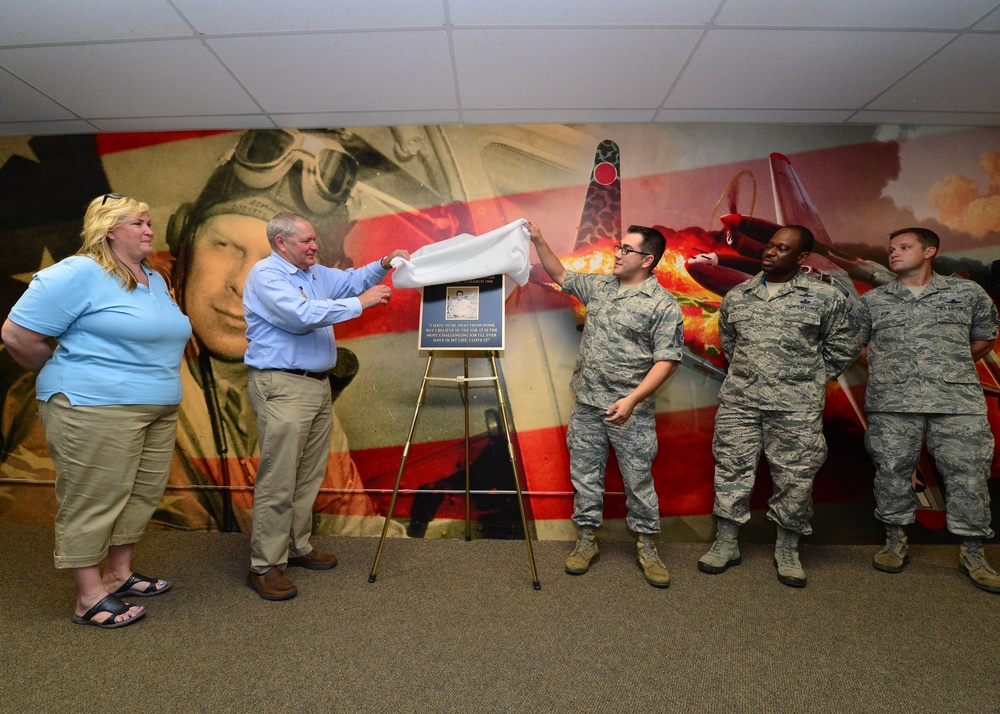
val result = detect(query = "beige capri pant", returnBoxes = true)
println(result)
[38,393,179,569]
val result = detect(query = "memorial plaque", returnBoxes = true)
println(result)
[418,275,505,350]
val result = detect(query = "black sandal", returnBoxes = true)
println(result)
[114,572,172,597]
[71,594,145,629]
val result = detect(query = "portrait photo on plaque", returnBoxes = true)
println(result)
[419,275,505,350]
[445,286,480,320]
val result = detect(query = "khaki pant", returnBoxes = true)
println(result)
[247,369,333,573]
[38,393,178,569]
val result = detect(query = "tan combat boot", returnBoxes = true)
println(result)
[774,525,806,588]
[637,534,670,588]
[873,525,909,573]
[565,526,599,575]
[698,518,742,574]
[959,540,1000,594]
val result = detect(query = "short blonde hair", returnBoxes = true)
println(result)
[78,194,151,291]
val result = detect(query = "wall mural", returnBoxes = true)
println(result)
[0,124,997,542]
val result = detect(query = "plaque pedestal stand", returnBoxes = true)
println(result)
[368,350,541,590]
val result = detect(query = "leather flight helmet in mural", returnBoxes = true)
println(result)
[231,129,358,209]
[167,128,358,307]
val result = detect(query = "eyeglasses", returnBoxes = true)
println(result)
[232,130,359,212]
[612,242,651,257]
[102,193,124,205]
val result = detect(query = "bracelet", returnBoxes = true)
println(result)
[380,256,389,270]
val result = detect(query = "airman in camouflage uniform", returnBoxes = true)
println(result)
[526,221,684,588]
[858,227,999,594]
[698,225,860,587]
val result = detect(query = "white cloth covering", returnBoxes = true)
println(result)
[390,219,530,298]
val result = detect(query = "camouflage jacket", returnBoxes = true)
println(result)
[562,271,684,415]
[857,273,999,414]
[718,271,860,411]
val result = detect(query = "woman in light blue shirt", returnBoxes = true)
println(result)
[2,193,191,629]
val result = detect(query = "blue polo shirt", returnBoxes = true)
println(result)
[8,255,192,406]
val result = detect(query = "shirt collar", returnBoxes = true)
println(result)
[887,271,941,295]
[752,269,809,296]
[611,272,660,295]
[637,273,660,295]
[269,250,309,276]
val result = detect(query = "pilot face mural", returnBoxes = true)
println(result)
[184,213,272,360]
[0,124,997,541]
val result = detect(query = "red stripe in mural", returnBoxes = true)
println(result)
[96,131,234,155]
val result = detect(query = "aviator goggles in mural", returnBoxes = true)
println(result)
[232,130,359,213]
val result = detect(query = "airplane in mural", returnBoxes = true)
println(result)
[686,152,896,301]
[535,140,1000,528]
[684,151,1000,388]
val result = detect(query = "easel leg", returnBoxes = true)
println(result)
[464,356,472,541]
[368,353,435,583]
[491,351,541,590]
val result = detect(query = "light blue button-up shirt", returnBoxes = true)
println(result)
[243,251,388,372]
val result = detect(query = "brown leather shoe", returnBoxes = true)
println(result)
[246,568,297,601]
[288,549,338,570]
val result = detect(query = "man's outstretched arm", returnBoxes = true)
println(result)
[525,220,567,287]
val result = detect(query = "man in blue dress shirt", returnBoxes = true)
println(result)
[243,212,408,600]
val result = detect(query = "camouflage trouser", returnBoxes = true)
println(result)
[865,412,994,538]
[711,404,826,535]
[566,402,660,534]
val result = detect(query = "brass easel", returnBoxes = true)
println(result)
[368,350,541,590]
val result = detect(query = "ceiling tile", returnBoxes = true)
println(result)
[1,1,999,135]
[0,40,260,117]
[868,34,1000,112]
[454,28,702,109]
[0,0,190,45]
[448,0,721,25]
[667,29,953,109]
[971,6,1000,29]
[716,0,999,29]
[209,31,457,112]
[171,0,445,34]
[0,71,76,121]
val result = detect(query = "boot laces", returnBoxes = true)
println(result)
[777,539,799,567]
[573,529,594,555]
[708,538,731,558]
[887,527,904,552]
[640,538,664,566]
[965,541,987,568]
